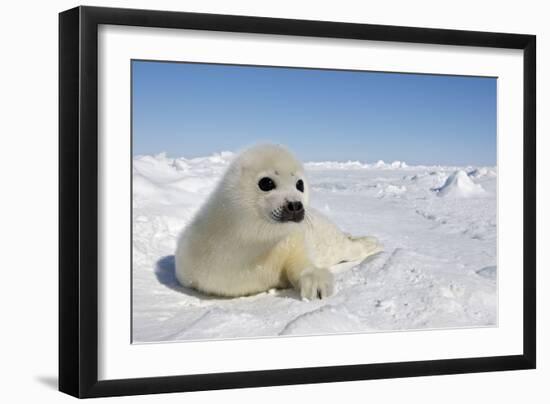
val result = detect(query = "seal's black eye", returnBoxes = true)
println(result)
[296,179,304,192]
[258,177,276,192]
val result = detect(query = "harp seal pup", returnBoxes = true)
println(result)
[175,144,382,300]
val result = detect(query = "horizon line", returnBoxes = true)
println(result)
[132,151,497,168]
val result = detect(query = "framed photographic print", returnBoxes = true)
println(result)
[59,6,536,398]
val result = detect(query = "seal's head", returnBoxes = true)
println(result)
[226,144,310,226]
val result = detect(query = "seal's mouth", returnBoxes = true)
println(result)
[270,207,305,223]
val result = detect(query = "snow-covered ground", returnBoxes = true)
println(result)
[132,152,497,343]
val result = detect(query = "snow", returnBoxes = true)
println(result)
[132,153,497,343]
[304,159,408,170]
[468,167,497,179]
[434,170,486,198]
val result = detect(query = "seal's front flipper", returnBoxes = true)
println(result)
[355,235,383,258]
[328,236,382,274]
[329,258,364,274]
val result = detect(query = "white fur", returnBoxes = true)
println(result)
[175,144,382,299]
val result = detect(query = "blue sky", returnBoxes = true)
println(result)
[132,60,496,166]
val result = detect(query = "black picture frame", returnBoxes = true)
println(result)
[59,5,536,398]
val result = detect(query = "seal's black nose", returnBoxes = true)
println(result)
[286,201,303,213]
[280,201,304,223]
